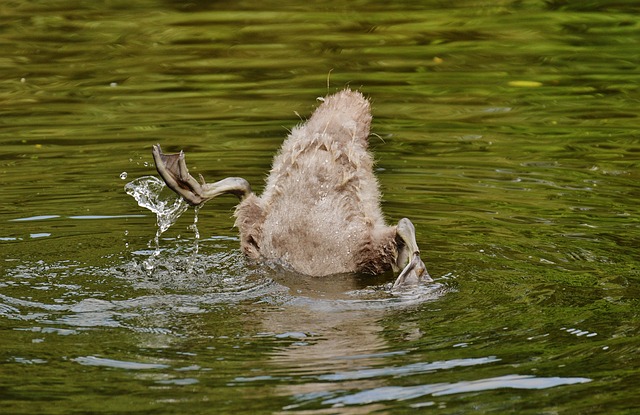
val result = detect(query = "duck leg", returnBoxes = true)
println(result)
[393,218,432,289]
[152,144,252,206]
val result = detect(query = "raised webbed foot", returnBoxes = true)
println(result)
[152,144,252,206]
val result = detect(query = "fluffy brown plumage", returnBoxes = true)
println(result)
[152,89,430,288]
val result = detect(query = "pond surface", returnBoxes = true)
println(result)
[1,1,639,413]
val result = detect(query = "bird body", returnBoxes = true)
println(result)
[152,89,430,288]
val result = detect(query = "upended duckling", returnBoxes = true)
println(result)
[152,89,431,289]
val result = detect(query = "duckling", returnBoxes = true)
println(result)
[152,89,431,288]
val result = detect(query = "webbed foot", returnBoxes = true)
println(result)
[152,144,252,206]
[393,218,432,289]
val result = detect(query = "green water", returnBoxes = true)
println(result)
[1,1,639,413]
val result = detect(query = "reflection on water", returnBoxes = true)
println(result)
[0,244,458,412]
[1,249,590,412]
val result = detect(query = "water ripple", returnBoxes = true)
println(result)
[315,357,500,381]
[1,254,448,334]
[287,374,591,409]
[73,356,170,370]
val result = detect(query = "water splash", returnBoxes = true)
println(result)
[186,205,202,273]
[124,176,190,269]
[189,205,202,246]
[125,176,188,233]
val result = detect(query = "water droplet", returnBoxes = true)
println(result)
[143,259,155,271]
[120,172,128,180]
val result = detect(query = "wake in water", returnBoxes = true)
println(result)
[123,175,453,304]
[1,176,452,334]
